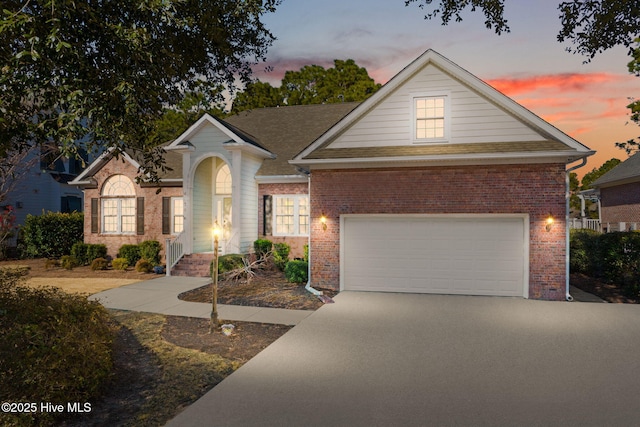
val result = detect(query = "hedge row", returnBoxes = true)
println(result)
[570,230,640,296]
[21,211,84,258]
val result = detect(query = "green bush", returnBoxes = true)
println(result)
[0,270,114,426]
[213,254,246,276]
[285,260,308,283]
[569,229,600,275]
[71,242,108,266]
[570,230,640,297]
[303,244,309,263]
[60,255,79,270]
[273,242,290,271]
[135,258,154,273]
[112,257,129,271]
[21,211,84,258]
[139,240,162,266]
[254,239,272,258]
[91,257,109,271]
[118,244,141,266]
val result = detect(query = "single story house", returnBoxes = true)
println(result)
[71,49,594,300]
[590,152,640,232]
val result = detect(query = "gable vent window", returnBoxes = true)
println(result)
[412,93,450,142]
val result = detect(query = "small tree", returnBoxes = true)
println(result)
[0,205,17,259]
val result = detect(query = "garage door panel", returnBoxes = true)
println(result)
[342,216,526,297]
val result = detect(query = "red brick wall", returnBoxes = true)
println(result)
[309,164,567,300]
[600,182,640,228]
[257,182,308,259]
[83,158,182,261]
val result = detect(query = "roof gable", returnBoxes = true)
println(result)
[292,49,593,166]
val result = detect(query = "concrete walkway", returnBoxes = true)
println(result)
[89,276,315,325]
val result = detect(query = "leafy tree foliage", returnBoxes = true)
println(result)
[231,59,381,113]
[0,0,280,181]
[580,158,621,190]
[405,0,639,152]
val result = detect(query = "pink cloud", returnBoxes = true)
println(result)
[486,73,619,96]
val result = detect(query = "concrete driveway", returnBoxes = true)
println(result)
[168,292,640,426]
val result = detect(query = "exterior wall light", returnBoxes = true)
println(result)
[320,214,327,231]
[545,214,554,232]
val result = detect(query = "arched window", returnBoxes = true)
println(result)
[215,164,232,195]
[101,175,136,234]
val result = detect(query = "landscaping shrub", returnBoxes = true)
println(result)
[0,270,114,426]
[112,257,129,271]
[20,211,83,258]
[303,244,309,263]
[253,239,272,258]
[285,260,308,283]
[72,242,108,266]
[135,259,154,273]
[570,230,640,297]
[139,240,162,266]
[213,254,246,276]
[44,258,59,269]
[569,229,600,275]
[118,244,141,266]
[273,242,290,271]
[60,255,79,270]
[91,257,109,271]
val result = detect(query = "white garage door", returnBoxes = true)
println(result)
[342,215,528,297]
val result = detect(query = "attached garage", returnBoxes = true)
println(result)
[341,215,528,297]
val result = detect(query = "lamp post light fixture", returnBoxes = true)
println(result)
[209,220,222,334]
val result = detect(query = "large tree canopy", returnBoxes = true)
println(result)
[0,0,280,180]
[405,0,639,151]
[231,59,382,113]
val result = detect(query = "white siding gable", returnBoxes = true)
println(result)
[326,63,546,150]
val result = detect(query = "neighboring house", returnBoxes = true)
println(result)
[590,152,640,232]
[72,49,594,300]
[3,148,88,246]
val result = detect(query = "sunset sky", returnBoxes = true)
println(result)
[256,0,638,178]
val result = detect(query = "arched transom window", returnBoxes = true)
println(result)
[102,175,136,234]
[215,164,232,195]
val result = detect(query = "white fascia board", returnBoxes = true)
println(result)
[294,150,595,169]
[70,147,140,185]
[255,175,308,184]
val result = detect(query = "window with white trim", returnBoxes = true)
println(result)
[412,93,450,142]
[101,175,136,234]
[273,195,309,236]
[172,197,184,234]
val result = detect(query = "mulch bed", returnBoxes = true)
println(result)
[179,269,339,311]
[570,273,639,304]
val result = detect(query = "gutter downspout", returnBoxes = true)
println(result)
[566,157,588,301]
[303,171,323,296]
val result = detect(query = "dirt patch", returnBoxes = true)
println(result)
[179,268,338,311]
[570,273,639,304]
[0,258,157,294]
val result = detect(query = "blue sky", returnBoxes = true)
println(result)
[257,0,638,176]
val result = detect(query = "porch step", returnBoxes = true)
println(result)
[171,254,213,278]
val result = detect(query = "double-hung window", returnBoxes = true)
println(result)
[101,175,136,234]
[172,197,184,234]
[413,93,450,142]
[273,195,309,236]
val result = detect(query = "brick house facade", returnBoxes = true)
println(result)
[592,153,640,231]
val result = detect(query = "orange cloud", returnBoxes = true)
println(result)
[487,73,619,96]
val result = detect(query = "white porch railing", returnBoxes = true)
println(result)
[569,218,601,232]
[165,232,188,276]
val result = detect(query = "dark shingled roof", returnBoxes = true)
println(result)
[592,152,640,187]
[223,103,360,176]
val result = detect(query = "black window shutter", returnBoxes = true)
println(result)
[263,195,272,236]
[90,198,99,234]
[136,197,144,235]
[162,197,170,234]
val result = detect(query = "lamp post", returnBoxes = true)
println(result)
[209,220,221,334]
